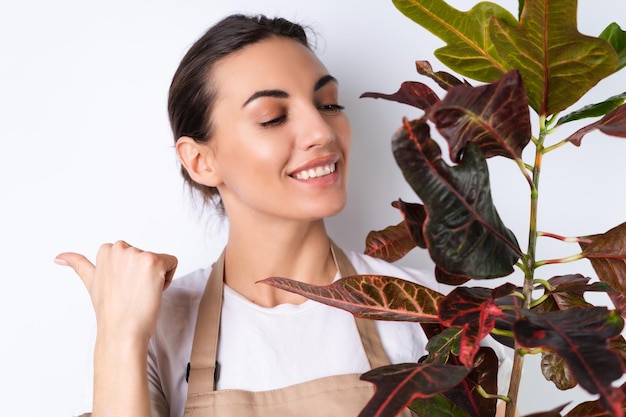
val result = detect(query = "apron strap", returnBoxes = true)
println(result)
[330,241,391,370]
[186,241,392,395]
[187,253,224,395]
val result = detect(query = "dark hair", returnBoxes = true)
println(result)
[167,14,310,209]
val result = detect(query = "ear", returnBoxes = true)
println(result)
[176,136,222,187]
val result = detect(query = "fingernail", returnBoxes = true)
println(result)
[54,258,68,266]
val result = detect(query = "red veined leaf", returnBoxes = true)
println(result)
[565,382,626,417]
[513,307,625,417]
[392,119,522,279]
[365,221,417,262]
[259,275,442,322]
[364,200,428,262]
[430,70,532,162]
[567,103,626,146]
[358,363,470,417]
[360,81,440,112]
[579,222,626,317]
[415,60,466,91]
[523,404,568,417]
[438,284,515,366]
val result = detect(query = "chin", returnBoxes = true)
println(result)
[314,197,347,220]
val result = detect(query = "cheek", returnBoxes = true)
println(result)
[337,118,352,157]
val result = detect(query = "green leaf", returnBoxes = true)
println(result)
[410,394,471,417]
[556,92,626,127]
[580,222,626,316]
[513,307,625,416]
[430,70,532,162]
[359,363,470,417]
[423,327,464,365]
[391,119,522,279]
[489,0,618,115]
[392,0,517,82]
[259,275,442,322]
[600,23,626,72]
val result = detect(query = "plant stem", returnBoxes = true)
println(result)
[504,116,546,417]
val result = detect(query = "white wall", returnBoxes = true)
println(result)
[1,0,624,415]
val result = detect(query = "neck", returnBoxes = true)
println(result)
[223,217,336,307]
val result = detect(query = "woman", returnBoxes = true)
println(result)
[55,14,510,417]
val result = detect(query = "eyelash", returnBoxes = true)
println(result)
[259,104,345,128]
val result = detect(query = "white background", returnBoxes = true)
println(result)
[1,0,625,415]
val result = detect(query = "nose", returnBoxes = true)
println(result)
[295,106,337,150]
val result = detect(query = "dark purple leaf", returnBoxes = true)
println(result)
[359,363,470,417]
[566,103,626,146]
[513,308,625,417]
[430,70,532,162]
[415,60,467,91]
[393,200,428,248]
[534,274,614,313]
[580,222,626,317]
[435,267,471,286]
[525,404,568,417]
[565,382,626,417]
[442,347,499,417]
[361,81,440,112]
[392,119,522,279]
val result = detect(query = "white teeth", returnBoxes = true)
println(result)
[295,163,336,180]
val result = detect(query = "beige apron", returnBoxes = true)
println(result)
[184,243,412,417]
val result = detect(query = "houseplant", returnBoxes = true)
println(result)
[262,0,626,416]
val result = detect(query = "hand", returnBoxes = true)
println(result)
[55,240,178,344]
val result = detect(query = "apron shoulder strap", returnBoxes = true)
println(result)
[330,241,392,370]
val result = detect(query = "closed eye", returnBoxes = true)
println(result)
[259,115,287,128]
[319,104,345,114]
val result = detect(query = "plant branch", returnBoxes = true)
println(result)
[535,253,585,267]
[504,115,546,417]
[537,231,592,243]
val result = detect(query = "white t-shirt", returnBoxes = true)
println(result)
[74,250,512,417]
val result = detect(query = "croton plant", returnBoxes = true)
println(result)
[262,0,626,416]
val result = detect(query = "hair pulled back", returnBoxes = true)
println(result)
[167,14,310,209]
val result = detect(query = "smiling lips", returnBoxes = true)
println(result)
[293,163,336,180]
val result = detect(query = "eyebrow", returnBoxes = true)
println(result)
[242,74,338,107]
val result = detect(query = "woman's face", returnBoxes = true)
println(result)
[207,36,352,223]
